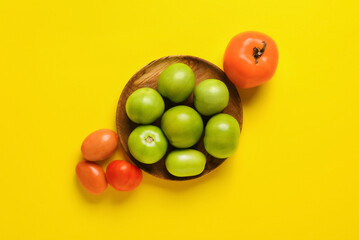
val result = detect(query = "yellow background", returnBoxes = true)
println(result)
[1,0,358,239]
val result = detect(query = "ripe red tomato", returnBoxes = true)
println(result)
[81,129,118,161]
[76,161,107,195]
[106,160,142,191]
[223,31,279,88]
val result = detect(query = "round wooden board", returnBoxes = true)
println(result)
[116,55,243,181]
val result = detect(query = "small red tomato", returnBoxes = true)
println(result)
[76,161,107,195]
[106,160,142,191]
[81,129,118,161]
[223,31,279,88]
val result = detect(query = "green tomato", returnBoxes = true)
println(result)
[194,79,229,116]
[165,149,206,177]
[161,105,203,148]
[157,63,195,103]
[126,88,165,124]
[128,125,168,164]
[204,113,240,158]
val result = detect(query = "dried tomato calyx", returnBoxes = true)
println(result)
[253,41,267,64]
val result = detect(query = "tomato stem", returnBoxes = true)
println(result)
[253,41,267,64]
[145,136,154,143]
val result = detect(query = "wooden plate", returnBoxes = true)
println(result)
[116,55,243,181]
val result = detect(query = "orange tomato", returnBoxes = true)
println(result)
[76,161,107,195]
[106,160,142,191]
[81,129,118,161]
[223,31,279,88]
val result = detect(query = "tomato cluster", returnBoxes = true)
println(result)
[125,63,241,178]
[75,31,278,195]
[76,129,142,195]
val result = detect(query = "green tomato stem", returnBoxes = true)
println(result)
[145,136,154,143]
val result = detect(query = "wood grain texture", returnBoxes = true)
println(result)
[116,55,243,181]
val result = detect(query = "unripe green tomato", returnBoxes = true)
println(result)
[161,105,203,148]
[165,149,206,177]
[157,63,195,103]
[194,79,229,116]
[126,88,165,124]
[204,113,240,158]
[128,125,168,164]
